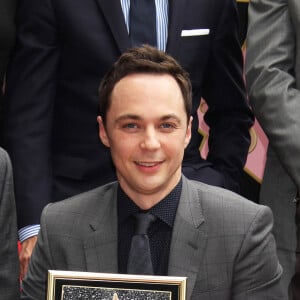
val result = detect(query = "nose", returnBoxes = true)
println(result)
[140,127,161,150]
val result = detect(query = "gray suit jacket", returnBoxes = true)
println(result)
[22,176,284,299]
[246,0,300,292]
[0,147,20,299]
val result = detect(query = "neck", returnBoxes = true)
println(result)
[118,174,182,210]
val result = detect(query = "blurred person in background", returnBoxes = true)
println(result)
[246,0,300,298]
[0,1,20,297]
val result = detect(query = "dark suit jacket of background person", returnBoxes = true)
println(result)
[4,0,254,230]
[0,148,20,299]
[22,176,284,299]
[0,0,16,143]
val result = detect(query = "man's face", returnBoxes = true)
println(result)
[98,73,192,208]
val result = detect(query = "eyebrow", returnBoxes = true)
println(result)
[114,114,182,124]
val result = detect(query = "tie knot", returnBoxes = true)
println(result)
[133,212,156,235]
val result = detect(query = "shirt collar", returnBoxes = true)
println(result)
[118,178,182,227]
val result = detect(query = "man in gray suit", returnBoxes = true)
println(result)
[22,46,284,299]
[0,147,20,299]
[246,0,300,298]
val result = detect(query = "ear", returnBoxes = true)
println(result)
[97,116,110,148]
[184,116,193,149]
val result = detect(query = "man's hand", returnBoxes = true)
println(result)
[19,236,38,279]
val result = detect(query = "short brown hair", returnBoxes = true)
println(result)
[99,45,192,125]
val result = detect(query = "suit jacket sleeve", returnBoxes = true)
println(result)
[202,0,254,192]
[21,204,54,300]
[233,205,284,299]
[4,0,59,228]
[0,148,20,300]
[246,0,300,187]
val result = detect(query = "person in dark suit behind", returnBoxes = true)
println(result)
[246,0,300,298]
[3,0,254,277]
[0,0,16,142]
[0,2,19,297]
[22,46,283,300]
[0,147,20,299]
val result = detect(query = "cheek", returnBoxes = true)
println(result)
[163,139,186,156]
[109,139,134,157]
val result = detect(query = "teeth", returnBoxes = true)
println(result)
[137,162,157,167]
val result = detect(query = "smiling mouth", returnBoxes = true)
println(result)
[135,161,162,167]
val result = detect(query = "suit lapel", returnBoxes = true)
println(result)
[95,0,131,53]
[167,0,188,57]
[84,185,119,273]
[81,177,207,299]
[168,177,207,300]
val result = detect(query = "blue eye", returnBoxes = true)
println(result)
[125,123,137,129]
[161,123,174,128]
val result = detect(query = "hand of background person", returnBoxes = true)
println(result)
[19,236,38,279]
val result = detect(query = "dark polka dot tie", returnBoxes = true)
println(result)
[127,212,157,275]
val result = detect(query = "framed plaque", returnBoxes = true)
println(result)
[47,270,186,300]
